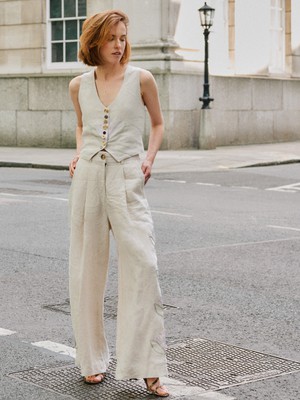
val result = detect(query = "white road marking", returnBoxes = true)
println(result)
[137,376,206,396]
[266,182,300,193]
[210,236,300,248]
[167,236,300,255]
[138,377,235,399]
[33,196,68,202]
[196,183,258,190]
[0,192,192,218]
[0,193,25,197]
[231,186,258,190]
[267,225,300,232]
[32,341,76,358]
[197,393,235,399]
[196,182,221,187]
[163,179,187,183]
[199,392,236,400]
[0,328,16,336]
[0,198,27,204]
[0,192,68,201]
[152,210,192,218]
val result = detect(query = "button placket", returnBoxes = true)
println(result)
[101,108,109,149]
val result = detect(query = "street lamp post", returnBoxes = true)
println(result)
[198,2,215,109]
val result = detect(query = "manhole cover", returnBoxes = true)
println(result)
[8,338,300,399]
[10,360,150,400]
[166,338,300,390]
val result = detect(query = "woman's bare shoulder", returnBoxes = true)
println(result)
[139,68,154,82]
[139,68,156,90]
[69,75,83,94]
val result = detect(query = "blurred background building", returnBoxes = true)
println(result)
[0,0,300,149]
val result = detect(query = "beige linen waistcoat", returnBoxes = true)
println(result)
[78,65,145,162]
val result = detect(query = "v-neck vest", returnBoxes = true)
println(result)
[78,65,145,162]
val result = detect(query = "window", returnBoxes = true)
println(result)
[48,0,86,67]
[270,0,285,72]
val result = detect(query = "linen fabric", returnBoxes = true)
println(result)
[68,63,168,380]
[79,65,145,162]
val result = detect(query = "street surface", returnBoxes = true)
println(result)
[0,164,300,399]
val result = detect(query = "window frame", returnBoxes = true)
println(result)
[269,0,285,73]
[46,0,86,70]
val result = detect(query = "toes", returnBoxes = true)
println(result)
[84,373,105,384]
[156,385,169,396]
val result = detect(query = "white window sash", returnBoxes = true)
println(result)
[269,0,285,73]
[46,0,86,70]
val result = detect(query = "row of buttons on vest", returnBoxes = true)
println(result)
[102,107,109,148]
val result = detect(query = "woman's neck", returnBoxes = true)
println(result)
[95,63,126,80]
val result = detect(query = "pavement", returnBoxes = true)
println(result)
[1,142,300,400]
[0,140,300,173]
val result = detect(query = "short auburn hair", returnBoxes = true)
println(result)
[79,10,131,66]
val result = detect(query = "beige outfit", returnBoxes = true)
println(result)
[69,65,168,380]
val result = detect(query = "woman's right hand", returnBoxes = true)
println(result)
[69,155,79,178]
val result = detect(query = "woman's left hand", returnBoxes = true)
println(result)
[141,160,152,185]
[69,155,79,178]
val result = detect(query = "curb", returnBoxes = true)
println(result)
[237,159,300,169]
[1,158,299,172]
[0,161,69,170]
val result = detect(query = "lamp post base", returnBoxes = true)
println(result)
[199,109,216,149]
[200,96,214,109]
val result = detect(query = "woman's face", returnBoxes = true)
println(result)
[100,21,127,65]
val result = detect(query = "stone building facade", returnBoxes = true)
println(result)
[0,0,300,149]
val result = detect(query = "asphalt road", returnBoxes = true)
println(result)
[0,164,299,400]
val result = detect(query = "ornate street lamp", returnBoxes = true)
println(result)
[198,2,215,109]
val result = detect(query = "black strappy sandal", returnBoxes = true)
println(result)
[144,377,169,397]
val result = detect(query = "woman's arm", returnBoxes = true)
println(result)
[140,69,164,184]
[69,75,83,177]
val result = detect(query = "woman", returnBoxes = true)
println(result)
[68,9,169,397]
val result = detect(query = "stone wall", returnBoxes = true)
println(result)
[0,0,45,75]
[212,76,300,146]
[0,71,201,149]
[0,73,299,149]
[0,76,75,147]
[1,0,300,149]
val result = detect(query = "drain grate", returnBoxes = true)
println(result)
[166,338,300,390]
[10,360,148,399]
[9,338,300,399]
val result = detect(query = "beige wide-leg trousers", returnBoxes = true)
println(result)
[69,151,168,380]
